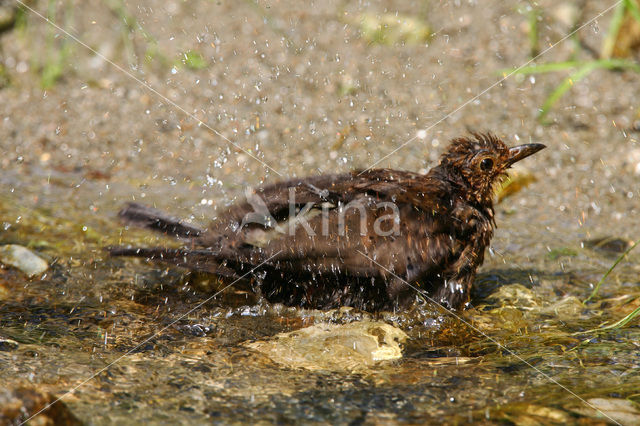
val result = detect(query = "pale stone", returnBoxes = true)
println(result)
[0,244,48,277]
[246,320,408,372]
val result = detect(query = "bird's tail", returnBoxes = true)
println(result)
[107,246,239,277]
[118,202,203,238]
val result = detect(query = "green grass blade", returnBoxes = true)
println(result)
[498,61,583,75]
[601,305,640,330]
[499,59,640,76]
[625,0,640,25]
[574,304,640,335]
[538,62,597,122]
[594,58,640,72]
[601,0,627,58]
[584,237,640,303]
[538,59,640,122]
[570,306,640,334]
[528,7,540,57]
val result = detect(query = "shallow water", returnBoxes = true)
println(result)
[1,159,639,424]
[1,0,640,424]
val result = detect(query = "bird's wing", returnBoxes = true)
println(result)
[204,169,443,234]
[111,168,464,304]
[201,189,459,282]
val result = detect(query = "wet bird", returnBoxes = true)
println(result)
[109,133,545,311]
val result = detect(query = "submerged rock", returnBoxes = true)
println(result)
[0,387,81,425]
[245,320,408,372]
[0,244,48,277]
[484,284,542,308]
[582,236,635,256]
[538,296,585,320]
[569,398,640,425]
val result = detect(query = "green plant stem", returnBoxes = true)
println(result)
[600,305,640,330]
[573,303,640,335]
[538,62,597,122]
[584,237,640,303]
[528,7,540,57]
[499,59,640,122]
[41,0,68,88]
[601,0,627,58]
[500,58,640,75]
[627,0,640,24]
[106,0,161,68]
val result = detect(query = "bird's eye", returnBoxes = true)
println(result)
[480,158,494,171]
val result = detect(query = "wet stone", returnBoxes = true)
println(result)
[582,237,635,256]
[483,284,542,308]
[245,320,408,373]
[0,387,81,426]
[0,244,49,277]
[537,296,586,320]
[569,398,640,425]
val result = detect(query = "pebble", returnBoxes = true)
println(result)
[246,320,407,372]
[583,237,634,255]
[0,244,48,277]
[0,387,81,425]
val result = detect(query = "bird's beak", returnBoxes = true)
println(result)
[506,143,546,166]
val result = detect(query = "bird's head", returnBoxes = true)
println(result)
[437,133,545,205]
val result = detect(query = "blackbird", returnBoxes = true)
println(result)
[109,133,545,311]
